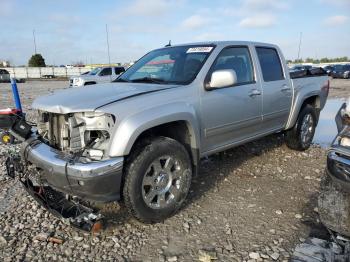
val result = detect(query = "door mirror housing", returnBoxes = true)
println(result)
[207,69,237,90]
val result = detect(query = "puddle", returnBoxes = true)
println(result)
[313,97,348,148]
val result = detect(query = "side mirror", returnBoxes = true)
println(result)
[207,69,237,90]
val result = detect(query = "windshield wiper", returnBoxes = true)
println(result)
[130,77,165,84]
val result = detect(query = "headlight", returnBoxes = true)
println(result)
[340,137,350,147]
[73,78,83,85]
[71,112,115,159]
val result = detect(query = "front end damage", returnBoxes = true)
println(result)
[5,110,124,231]
[292,100,350,261]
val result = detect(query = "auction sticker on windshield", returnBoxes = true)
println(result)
[187,47,213,53]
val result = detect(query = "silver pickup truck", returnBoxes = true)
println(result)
[19,41,329,224]
[69,66,125,87]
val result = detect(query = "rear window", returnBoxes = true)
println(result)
[256,47,284,82]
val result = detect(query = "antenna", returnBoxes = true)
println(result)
[33,29,37,54]
[165,40,171,47]
[297,32,302,62]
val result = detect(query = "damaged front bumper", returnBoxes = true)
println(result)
[5,137,125,231]
[327,146,350,192]
[22,137,124,202]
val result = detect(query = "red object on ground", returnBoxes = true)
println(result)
[0,108,21,115]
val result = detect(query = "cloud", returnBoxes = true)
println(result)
[122,0,177,17]
[181,15,211,30]
[241,0,289,11]
[324,15,348,26]
[239,14,276,28]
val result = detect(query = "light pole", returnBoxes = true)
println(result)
[33,29,37,54]
[297,32,302,62]
[106,24,111,66]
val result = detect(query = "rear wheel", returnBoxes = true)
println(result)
[123,137,192,223]
[285,104,317,151]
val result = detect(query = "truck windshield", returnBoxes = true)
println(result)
[115,45,215,85]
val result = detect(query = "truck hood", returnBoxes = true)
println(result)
[32,83,177,114]
[72,75,97,81]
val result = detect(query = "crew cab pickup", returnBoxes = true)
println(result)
[69,66,125,87]
[17,41,329,224]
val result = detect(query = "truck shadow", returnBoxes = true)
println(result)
[102,133,286,229]
[183,133,286,209]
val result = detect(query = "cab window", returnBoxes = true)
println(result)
[99,68,112,76]
[256,47,284,82]
[211,46,254,84]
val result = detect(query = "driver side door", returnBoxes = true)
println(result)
[200,46,263,154]
[98,67,112,83]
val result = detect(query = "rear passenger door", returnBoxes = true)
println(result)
[255,47,292,132]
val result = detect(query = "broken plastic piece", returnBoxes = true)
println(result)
[21,179,105,232]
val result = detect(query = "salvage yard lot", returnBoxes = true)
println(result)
[0,79,349,261]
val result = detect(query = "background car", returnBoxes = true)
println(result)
[330,64,350,79]
[69,66,125,87]
[0,69,25,83]
[289,65,313,72]
[323,65,335,76]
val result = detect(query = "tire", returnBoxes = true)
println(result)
[123,137,192,223]
[285,104,317,151]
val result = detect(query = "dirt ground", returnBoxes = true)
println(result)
[0,79,349,261]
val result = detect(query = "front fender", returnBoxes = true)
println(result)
[108,102,200,157]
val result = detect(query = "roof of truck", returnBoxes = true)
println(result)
[170,40,278,48]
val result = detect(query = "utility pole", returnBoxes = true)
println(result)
[297,32,302,62]
[33,29,37,54]
[105,24,111,66]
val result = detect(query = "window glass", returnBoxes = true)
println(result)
[114,67,125,75]
[117,45,213,85]
[211,47,254,84]
[256,47,284,81]
[99,68,112,76]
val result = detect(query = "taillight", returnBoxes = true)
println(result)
[321,79,330,95]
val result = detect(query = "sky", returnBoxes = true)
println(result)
[0,0,349,66]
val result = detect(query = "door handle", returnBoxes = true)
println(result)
[281,85,291,92]
[249,89,261,97]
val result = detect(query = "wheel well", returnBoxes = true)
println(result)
[300,95,321,122]
[128,121,198,168]
[84,81,96,86]
[302,95,320,109]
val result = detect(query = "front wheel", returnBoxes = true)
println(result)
[123,137,192,223]
[285,104,317,151]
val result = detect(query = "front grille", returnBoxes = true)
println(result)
[39,112,82,152]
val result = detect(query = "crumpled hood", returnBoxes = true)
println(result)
[32,83,176,114]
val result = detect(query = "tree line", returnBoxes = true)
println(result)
[287,57,349,64]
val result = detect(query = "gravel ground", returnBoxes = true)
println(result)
[0,79,349,261]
